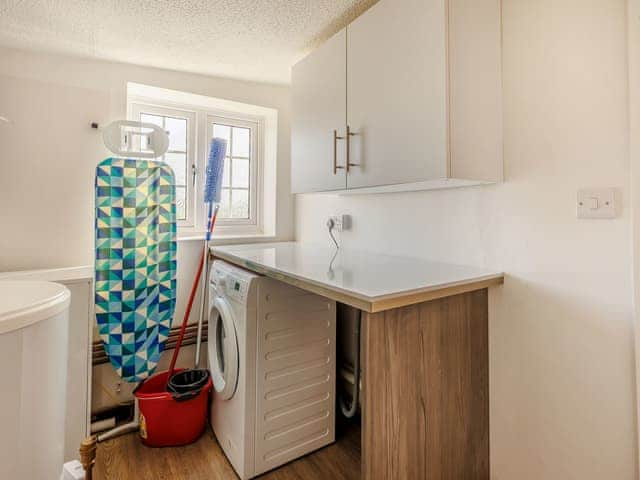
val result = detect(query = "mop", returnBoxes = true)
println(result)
[166,137,227,381]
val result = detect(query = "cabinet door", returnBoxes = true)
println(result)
[291,29,347,193]
[346,0,448,189]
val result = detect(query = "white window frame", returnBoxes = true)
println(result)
[207,114,262,230]
[129,102,197,228]
[128,97,267,237]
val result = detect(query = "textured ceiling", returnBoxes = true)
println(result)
[0,0,377,84]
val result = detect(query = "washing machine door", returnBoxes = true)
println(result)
[208,295,239,400]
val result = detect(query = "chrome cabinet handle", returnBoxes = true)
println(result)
[333,129,345,174]
[346,125,359,173]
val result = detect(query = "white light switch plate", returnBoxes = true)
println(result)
[577,188,616,219]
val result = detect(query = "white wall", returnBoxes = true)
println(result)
[297,0,637,478]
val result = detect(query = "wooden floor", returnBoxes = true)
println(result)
[94,421,361,480]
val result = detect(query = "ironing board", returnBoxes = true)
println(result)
[94,158,177,383]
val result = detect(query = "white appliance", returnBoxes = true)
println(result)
[208,260,336,479]
[0,266,93,462]
[0,280,70,480]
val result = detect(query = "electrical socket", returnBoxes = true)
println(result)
[328,214,351,232]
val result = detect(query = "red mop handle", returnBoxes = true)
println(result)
[165,208,218,387]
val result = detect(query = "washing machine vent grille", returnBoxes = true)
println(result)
[255,289,336,475]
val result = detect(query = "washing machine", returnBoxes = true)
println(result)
[208,260,336,479]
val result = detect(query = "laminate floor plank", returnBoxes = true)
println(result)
[94,422,360,480]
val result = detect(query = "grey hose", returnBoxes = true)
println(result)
[339,310,361,418]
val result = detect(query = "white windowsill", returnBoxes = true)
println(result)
[177,232,280,245]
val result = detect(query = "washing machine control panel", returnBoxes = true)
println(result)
[211,263,251,303]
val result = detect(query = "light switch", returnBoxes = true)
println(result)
[577,188,616,219]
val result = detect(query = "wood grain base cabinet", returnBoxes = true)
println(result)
[361,289,489,479]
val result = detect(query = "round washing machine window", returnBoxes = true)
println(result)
[208,296,239,400]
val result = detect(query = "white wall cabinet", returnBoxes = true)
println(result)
[291,29,347,193]
[291,0,502,194]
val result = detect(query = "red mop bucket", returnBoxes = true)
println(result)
[134,368,212,447]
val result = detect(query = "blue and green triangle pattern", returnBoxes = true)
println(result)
[95,158,177,383]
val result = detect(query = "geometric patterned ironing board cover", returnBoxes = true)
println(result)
[94,158,177,383]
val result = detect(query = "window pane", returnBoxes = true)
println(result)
[164,152,187,185]
[230,189,249,219]
[211,121,254,222]
[141,113,163,127]
[218,188,231,218]
[176,186,187,220]
[140,114,163,150]
[212,124,231,148]
[232,158,249,188]
[232,127,250,157]
[222,157,231,188]
[165,117,187,151]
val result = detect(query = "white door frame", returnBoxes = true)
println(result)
[628,0,640,475]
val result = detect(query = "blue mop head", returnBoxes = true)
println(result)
[204,137,227,204]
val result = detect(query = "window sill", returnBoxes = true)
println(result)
[177,231,278,245]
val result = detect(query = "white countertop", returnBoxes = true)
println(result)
[211,242,504,312]
[0,265,93,283]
